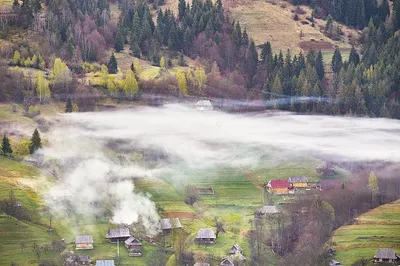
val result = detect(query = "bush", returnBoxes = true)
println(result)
[27,105,40,117]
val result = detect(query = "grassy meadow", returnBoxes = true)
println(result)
[331,200,400,265]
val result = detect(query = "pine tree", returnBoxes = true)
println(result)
[331,47,343,74]
[315,50,325,81]
[348,46,360,66]
[261,41,272,65]
[29,129,42,154]
[108,52,118,74]
[131,42,141,58]
[1,135,13,155]
[178,0,186,20]
[65,98,72,113]
[242,28,249,46]
[246,40,258,87]
[132,11,142,41]
[114,29,124,52]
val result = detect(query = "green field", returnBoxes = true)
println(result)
[331,200,400,266]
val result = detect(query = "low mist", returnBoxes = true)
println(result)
[39,104,400,234]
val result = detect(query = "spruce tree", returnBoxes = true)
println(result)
[261,41,272,65]
[29,129,42,154]
[242,28,249,46]
[315,50,325,81]
[178,0,186,20]
[114,29,124,52]
[108,52,118,74]
[331,47,343,74]
[1,135,13,155]
[65,98,72,113]
[348,47,360,66]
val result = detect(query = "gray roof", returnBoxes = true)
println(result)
[196,228,216,239]
[374,248,399,259]
[194,263,210,266]
[220,257,234,266]
[329,260,342,266]
[125,236,142,246]
[288,176,309,183]
[160,218,183,230]
[229,243,243,254]
[96,260,115,266]
[106,228,130,238]
[258,206,279,214]
[75,235,93,244]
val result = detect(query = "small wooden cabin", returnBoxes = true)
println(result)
[124,236,142,256]
[374,248,400,263]
[75,235,94,250]
[105,228,131,243]
[160,218,183,234]
[196,228,216,244]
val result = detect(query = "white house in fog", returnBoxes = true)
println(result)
[195,100,213,111]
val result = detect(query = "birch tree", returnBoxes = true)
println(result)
[36,72,50,103]
[122,70,139,98]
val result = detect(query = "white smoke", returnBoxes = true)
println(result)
[40,104,400,234]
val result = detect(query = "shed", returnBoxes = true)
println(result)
[329,259,342,266]
[193,263,210,266]
[258,206,279,215]
[125,236,142,256]
[374,248,400,263]
[220,257,234,266]
[195,100,213,111]
[160,218,183,233]
[95,260,115,266]
[196,228,216,244]
[106,228,131,243]
[229,243,243,254]
[75,235,94,250]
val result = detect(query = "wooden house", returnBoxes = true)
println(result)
[374,248,400,263]
[64,252,91,265]
[316,162,336,177]
[160,218,183,234]
[287,176,309,188]
[195,228,216,244]
[220,257,234,266]
[75,235,93,250]
[266,180,293,194]
[95,260,115,266]
[229,243,243,255]
[195,100,213,111]
[124,236,142,256]
[257,206,280,216]
[105,228,131,243]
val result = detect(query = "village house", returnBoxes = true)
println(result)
[196,228,216,244]
[266,180,293,194]
[75,235,94,250]
[220,257,234,266]
[95,260,115,266]
[195,100,213,111]
[124,236,142,256]
[257,205,280,216]
[105,228,131,243]
[374,248,400,263]
[229,243,243,255]
[160,218,183,234]
[287,176,309,188]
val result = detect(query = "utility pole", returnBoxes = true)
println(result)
[117,239,120,257]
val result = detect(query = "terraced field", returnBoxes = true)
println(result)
[331,200,400,265]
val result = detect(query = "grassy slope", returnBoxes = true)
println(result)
[331,200,400,266]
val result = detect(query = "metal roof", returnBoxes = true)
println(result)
[160,218,183,230]
[259,206,279,214]
[229,243,243,254]
[288,176,309,183]
[106,228,130,238]
[75,235,93,244]
[374,248,399,259]
[196,228,216,239]
[96,260,115,266]
[124,236,142,246]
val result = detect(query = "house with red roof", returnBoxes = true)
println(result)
[265,180,293,194]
